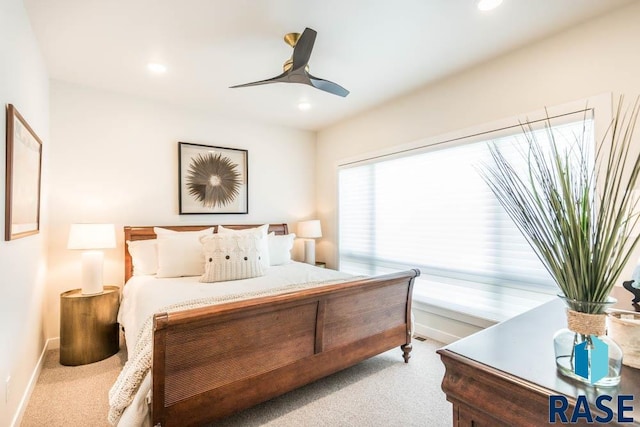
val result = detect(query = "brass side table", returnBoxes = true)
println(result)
[60,285,120,366]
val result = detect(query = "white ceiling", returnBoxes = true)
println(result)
[25,0,631,131]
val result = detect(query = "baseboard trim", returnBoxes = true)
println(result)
[47,337,60,350]
[10,337,59,427]
[414,322,460,345]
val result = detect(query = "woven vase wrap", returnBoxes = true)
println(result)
[566,309,607,336]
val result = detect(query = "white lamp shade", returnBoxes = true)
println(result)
[297,220,322,239]
[67,224,116,250]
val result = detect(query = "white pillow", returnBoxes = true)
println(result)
[126,239,158,276]
[154,227,214,278]
[200,234,265,282]
[217,224,270,268]
[267,232,296,266]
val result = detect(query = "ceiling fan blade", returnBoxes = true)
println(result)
[292,28,317,71]
[230,72,288,89]
[308,74,349,97]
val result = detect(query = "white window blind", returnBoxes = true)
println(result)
[338,116,594,294]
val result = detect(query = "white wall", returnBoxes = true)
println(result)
[316,2,640,269]
[46,81,316,337]
[0,0,49,424]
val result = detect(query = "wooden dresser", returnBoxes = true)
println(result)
[437,287,639,426]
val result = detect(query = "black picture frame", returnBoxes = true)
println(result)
[178,142,248,214]
[5,104,43,240]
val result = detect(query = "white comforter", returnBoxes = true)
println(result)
[113,262,353,427]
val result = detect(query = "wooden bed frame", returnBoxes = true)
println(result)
[123,224,419,427]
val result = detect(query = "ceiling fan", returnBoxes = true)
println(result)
[230,27,349,97]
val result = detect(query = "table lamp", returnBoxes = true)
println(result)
[67,223,116,295]
[297,220,322,265]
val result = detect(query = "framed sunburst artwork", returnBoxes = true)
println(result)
[178,142,248,214]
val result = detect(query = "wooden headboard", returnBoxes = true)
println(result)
[123,224,289,283]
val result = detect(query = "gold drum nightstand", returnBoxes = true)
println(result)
[60,285,120,366]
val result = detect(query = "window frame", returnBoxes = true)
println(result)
[334,95,613,299]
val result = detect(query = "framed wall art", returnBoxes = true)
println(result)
[5,104,43,241]
[178,142,248,214]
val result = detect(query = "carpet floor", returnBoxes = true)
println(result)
[21,338,451,426]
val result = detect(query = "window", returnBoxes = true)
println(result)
[338,113,594,298]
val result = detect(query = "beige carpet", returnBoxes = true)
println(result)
[21,347,127,427]
[22,338,451,427]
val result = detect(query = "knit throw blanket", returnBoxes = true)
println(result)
[108,277,360,425]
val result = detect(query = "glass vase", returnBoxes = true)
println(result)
[553,296,623,387]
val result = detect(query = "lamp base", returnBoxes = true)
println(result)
[303,239,316,265]
[81,250,105,295]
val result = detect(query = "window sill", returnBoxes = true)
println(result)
[412,276,555,325]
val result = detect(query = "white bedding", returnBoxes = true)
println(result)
[112,262,353,426]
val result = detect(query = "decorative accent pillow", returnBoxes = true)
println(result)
[217,224,270,268]
[267,232,296,266]
[199,234,266,282]
[154,227,214,278]
[126,239,158,276]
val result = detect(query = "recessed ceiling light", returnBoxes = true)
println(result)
[298,102,312,111]
[477,0,503,11]
[147,63,167,73]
